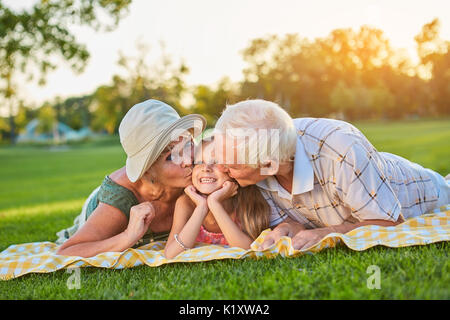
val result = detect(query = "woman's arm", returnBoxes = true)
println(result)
[164,193,208,259]
[56,202,155,257]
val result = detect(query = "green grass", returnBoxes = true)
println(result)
[0,119,449,299]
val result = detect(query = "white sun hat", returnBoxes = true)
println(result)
[119,99,206,182]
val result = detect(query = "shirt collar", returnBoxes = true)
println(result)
[291,133,315,194]
[257,133,314,198]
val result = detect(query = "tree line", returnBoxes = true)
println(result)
[0,1,449,142]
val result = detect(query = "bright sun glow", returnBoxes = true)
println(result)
[2,0,449,109]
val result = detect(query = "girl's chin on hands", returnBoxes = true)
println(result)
[209,181,237,202]
[184,185,208,207]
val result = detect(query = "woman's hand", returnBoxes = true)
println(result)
[124,202,155,246]
[184,185,208,210]
[207,181,238,205]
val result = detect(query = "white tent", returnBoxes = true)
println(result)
[17,119,94,143]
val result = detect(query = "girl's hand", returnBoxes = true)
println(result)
[208,181,238,204]
[184,185,208,209]
[124,202,155,245]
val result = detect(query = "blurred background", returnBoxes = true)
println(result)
[0,0,449,144]
[1,1,449,299]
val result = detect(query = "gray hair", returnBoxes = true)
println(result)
[215,99,297,165]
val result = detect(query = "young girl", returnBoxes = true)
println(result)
[164,137,270,259]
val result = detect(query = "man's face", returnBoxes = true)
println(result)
[214,133,271,187]
[216,163,268,187]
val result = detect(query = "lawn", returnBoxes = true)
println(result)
[0,119,449,299]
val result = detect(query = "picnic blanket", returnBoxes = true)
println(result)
[1,204,449,281]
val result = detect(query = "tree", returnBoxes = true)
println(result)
[0,0,131,142]
[329,81,356,118]
[415,18,450,115]
[14,100,36,134]
[54,95,92,130]
[238,25,435,120]
[36,103,56,136]
[90,43,190,134]
[191,77,237,125]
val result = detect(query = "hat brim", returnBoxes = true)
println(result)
[126,114,206,182]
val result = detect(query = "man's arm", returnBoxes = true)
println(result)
[259,215,404,250]
[289,216,404,250]
[259,217,307,249]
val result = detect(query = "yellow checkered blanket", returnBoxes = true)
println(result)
[1,205,449,281]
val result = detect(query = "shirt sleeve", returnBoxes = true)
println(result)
[96,176,139,219]
[257,188,289,227]
[331,131,402,222]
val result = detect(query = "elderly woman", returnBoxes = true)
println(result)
[213,99,450,250]
[56,99,206,257]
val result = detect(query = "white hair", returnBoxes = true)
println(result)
[215,99,297,165]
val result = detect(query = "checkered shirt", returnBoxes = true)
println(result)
[259,118,441,228]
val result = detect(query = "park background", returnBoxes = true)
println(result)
[0,0,449,299]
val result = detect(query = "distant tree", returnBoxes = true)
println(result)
[368,82,396,119]
[36,103,57,136]
[329,81,356,118]
[0,0,131,142]
[239,25,437,120]
[54,95,92,130]
[91,43,190,134]
[90,75,129,134]
[415,18,450,115]
[14,100,36,134]
[0,116,10,142]
[191,77,237,125]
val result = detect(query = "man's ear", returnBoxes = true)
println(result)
[260,160,279,176]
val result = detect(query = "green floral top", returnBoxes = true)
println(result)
[86,176,170,246]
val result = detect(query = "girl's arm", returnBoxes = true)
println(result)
[208,200,253,249]
[207,182,253,249]
[164,191,208,259]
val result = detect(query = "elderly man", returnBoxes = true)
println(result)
[213,99,450,250]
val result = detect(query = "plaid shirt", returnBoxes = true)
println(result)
[259,118,441,228]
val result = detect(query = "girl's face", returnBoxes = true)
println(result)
[192,141,232,194]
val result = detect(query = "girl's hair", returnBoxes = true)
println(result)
[233,185,270,240]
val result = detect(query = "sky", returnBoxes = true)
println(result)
[3,0,450,111]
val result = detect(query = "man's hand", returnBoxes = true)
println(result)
[291,228,332,250]
[258,223,291,250]
[258,221,328,251]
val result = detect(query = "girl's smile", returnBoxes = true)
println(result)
[192,140,232,194]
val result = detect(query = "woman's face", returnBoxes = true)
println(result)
[192,141,232,194]
[148,135,195,188]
